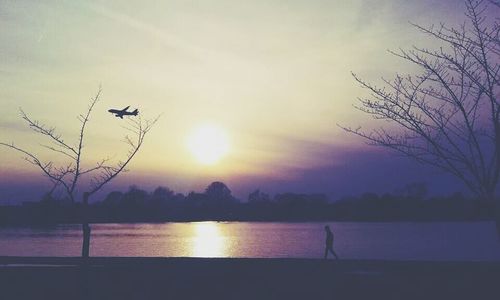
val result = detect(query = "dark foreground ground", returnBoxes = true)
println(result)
[1,257,499,300]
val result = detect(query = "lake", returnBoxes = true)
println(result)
[1,221,499,260]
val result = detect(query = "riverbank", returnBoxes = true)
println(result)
[1,257,499,300]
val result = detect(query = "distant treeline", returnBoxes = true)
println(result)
[0,182,494,225]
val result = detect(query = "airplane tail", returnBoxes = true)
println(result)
[132,109,139,116]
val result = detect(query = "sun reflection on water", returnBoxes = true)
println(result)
[191,222,227,257]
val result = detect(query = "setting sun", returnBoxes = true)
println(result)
[187,124,230,165]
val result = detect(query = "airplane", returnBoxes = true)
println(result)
[108,106,139,119]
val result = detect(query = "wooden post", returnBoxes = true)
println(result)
[81,192,91,258]
[495,197,500,240]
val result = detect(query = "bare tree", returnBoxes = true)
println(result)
[1,88,158,256]
[341,0,500,236]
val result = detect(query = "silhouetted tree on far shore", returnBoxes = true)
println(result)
[248,189,271,204]
[205,181,235,203]
[0,181,493,224]
[341,0,500,237]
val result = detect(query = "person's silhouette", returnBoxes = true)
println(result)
[324,225,339,260]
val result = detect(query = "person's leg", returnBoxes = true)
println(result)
[324,247,328,259]
[330,248,339,260]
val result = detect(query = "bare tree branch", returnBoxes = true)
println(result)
[68,87,102,197]
[343,0,499,203]
[1,87,159,257]
[89,116,159,196]
[39,143,77,160]
[19,109,77,155]
[0,142,74,196]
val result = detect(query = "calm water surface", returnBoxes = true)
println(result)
[1,222,499,260]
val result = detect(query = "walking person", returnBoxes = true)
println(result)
[324,225,339,260]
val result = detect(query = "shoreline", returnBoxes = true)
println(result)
[2,255,500,265]
[0,219,496,228]
[1,257,499,299]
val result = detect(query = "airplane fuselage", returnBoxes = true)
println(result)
[108,106,139,119]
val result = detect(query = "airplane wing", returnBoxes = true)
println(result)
[121,105,130,112]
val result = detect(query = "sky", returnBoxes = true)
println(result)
[0,0,477,203]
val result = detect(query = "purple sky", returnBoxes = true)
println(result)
[1,0,491,204]
[0,146,466,204]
